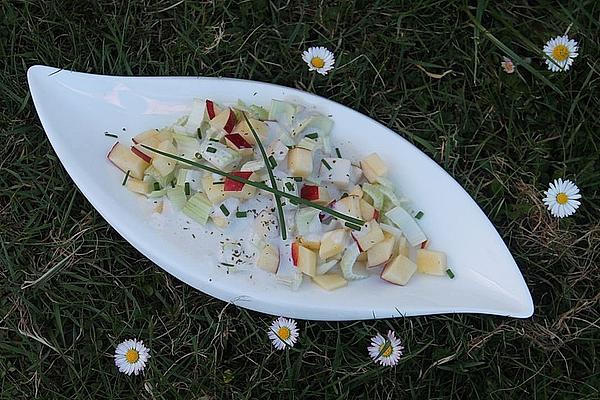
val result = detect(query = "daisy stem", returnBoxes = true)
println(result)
[140,145,365,226]
[242,112,287,241]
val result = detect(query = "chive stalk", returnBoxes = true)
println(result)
[141,145,365,226]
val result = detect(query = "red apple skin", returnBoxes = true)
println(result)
[319,200,336,224]
[131,145,152,163]
[223,109,237,133]
[300,185,320,201]
[206,100,217,119]
[291,242,299,266]
[107,142,121,169]
[350,233,364,252]
[223,171,253,192]
[224,133,252,149]
[420,240,428,249]
[373,209,380,221]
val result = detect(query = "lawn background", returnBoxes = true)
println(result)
[1,1,599,399]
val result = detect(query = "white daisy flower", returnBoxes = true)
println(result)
[368,330,404,367]
[501,56,515,74]
[302,47,335,75]
[543,35,579,72]
[542,178,581,218]
[267,317,299,350]
[114,338,150,375]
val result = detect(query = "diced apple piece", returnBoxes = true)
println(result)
[312,273,348,291]
[356,251,367,262]
[291,242,299,266]
[201,174,231,204]
[398,235,409,257]
[234,118,268,145]
[297,245,317,277]
[416,249,447,276]
[131,143,155,163]
[319,229,347,260]
[224,134,253,157]
[205,99,220,119]
[210,108,237,133]
[319,157,352,187]
[287,148,313,178]
[299,237,320,251]
[223,172,257,200]
[300,184,330,205]
[132,129,160,145]
[381,254,417,285]
[107,142,149,179]
[351,220,385,251]
[367,234,396,267]
[360,198,377,221]
[151,140,177,176]
[125,177,152,195]
[223,171,253,192]
[257,243,279,273]
[349,185,363,198]
[333,195,361,220]
[361,153,388,178]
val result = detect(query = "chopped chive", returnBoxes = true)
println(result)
[268,155,277,169]
[415,211,424,219]
[236,211,247,218]
[213,181,225,185]
[321,159,332,170]
[220,204,230,216]
[345,222,363,231]
[104,133,118,138]
[206,147,217,153]
[290,198,300,205]
[221,262,234,267]
[285,182,295,192]
[184,182,190,195]
[335,147,342,158]
[209,138,219,142]
[291,176,303,182]
[153,182,160,191]
[122,170,131,186]
[197,128,202,139]
[305,132,318,139]
[340,193,349,199]
[446,268,455,279]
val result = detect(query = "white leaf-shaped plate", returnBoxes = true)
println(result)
[27,65,533,320]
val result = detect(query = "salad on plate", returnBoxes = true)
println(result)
[106,98,451,291]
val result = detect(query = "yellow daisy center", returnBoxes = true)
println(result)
[277,326,291,340]
[379,342,393,358]
[310,57,325,68]
[125,348,139,363]
[552,44,570,62]
[556,192,569,205]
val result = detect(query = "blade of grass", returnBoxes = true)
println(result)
[465,9,563,96]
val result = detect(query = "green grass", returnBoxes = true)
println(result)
[1,0,599,398]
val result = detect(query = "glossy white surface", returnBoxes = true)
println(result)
[27,65,534,320]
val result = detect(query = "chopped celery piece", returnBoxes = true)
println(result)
[295,207,320,235]
[268,100,297,128]
[385,206,427,246]
[167,186,187,210]
[291,115,334,138]
[340,244,368,280]
[362,183,384,209]
[182,193,212,225]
